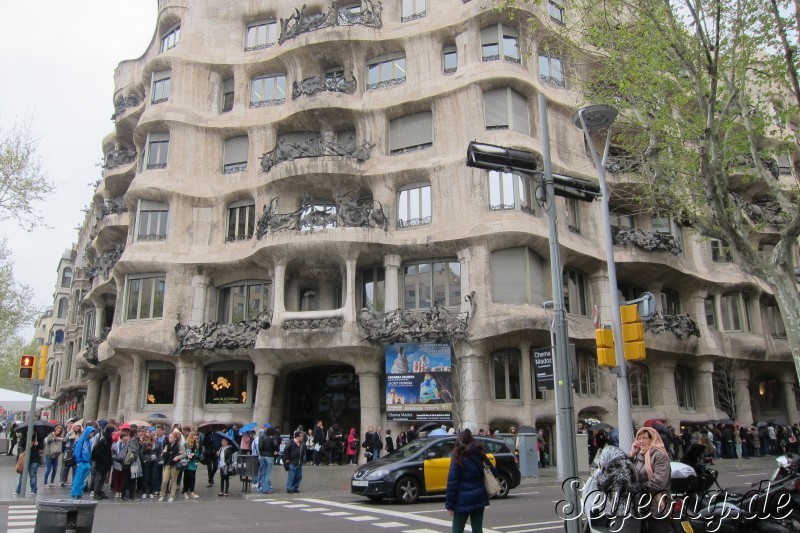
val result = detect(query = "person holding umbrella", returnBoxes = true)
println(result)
[15,432,42,495]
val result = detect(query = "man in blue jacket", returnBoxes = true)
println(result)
[70,423,95,499]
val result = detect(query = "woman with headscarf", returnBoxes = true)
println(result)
[630,427,672,533]
[445,429,497,533]
[594,446,642,533]
[346,428,358,464]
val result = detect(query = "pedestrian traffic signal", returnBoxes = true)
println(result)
[620,304,646,361]
[19,355,36,379]
[594,327,616,367]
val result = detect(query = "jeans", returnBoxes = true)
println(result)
[142,461,160,495]
[452,508,485,533]
[182,470,196,494]
[373,449,381,460]
[286,463,302,492]
[313,447,322,466]
[70,462,91,498]
[258,455,274,492]
[16,461,40,494]
[44,456,59,485]
[61,462,75,485]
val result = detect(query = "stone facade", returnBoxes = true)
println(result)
[42,0,798,464]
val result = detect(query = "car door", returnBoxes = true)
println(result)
[423,439,456,493]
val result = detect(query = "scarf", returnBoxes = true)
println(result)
[636,427,667,480]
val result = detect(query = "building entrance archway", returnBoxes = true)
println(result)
[285,364,360,434]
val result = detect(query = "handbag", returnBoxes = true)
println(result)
[62,448,75,467]
[176,458,190,470]
[123,445,137,466]
[15,452,25,474]
[483,463,501,497]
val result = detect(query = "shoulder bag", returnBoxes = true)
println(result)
[483,462,501,497]
[15,452,25,474]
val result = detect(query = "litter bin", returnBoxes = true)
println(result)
[236,454,259,477]
[35,499,97,533]
[0,437,9,455]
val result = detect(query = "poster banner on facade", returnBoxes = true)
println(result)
[385,342,453,422]
[532,347,555,391]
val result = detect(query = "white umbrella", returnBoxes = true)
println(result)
[428,428,448,436]
[0,387,54,412]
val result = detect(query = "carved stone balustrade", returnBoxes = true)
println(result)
[96,200,129,220]
[111,94,143,120]
[357,292,476,344]
[102,150,137,169]
[612,228,682,255]
[291,72,357,99]
[283,316,345,329]
[88,245,124,281]
[730,192,786,228]
[84,328,110,365]
[644,313,700,339]
[278,1,382,44]
[260,131,373,172]
[173,310,272,355]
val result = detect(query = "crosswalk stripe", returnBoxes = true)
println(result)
[494,521,563,529]
[322,511,352,516]
[8,509,37,514]
[300,507,330,512]
[401,529,441,533]
[375,522,409,528]
[7,521,36,527]
[283,503,309,508]
[8,529,35,533]
[264,500,290,504]
[10,505,37,509]
[508,527,564,533]
[345,516,378,521]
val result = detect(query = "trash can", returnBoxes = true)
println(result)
[236,454,259,477]
[517,432,539,477]
[35,499,97,533]
[0,437,9,455]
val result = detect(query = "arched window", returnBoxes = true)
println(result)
[480,24,520,63]
[205,361,256,406]
[490,247,545,305]
[61,268,73,288]
[217,280,271,323]
[401,259,461,310]
[576,351,599,397]
[367,52,406,90]
[54,330,65,344]
[397,183,432,227]
[144,361,176,406]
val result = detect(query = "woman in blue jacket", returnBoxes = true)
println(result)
[445,429,497,533]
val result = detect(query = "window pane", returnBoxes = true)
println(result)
[147,367,176,404]
[503,36,519,60]
[127,279,141,319]
[508,354,520,399]
[448,262,461,306]
[421,186,431,218]
[419,266,432,308]
[205,367,250,404]
[398,190,408,222]
[140,277,153,319]
[404,266,417,309]
[231,286,246,322]
[443,51,457,71]
[493,355,507,399]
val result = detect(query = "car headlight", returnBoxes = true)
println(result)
[364,469,390,480]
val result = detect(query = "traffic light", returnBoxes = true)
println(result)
[621,304,646,361]
[594,326,616,367]
[19,355,36,379]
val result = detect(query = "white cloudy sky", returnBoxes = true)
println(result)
[0,2,157,340]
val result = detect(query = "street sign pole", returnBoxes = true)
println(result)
[19,380,43,498]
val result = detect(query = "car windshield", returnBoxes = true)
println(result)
[384,437,438,459]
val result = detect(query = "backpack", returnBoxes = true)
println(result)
[123,444,137,466]
[258,434,276,456]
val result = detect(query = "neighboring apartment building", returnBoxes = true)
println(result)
[43,0,798,464]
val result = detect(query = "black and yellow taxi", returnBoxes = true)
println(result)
[350,435,521,504]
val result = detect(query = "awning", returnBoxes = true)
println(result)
[0,387,54,412]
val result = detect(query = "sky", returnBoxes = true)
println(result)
[0,2,157,340]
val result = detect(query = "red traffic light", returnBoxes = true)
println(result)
[19,355,35,379]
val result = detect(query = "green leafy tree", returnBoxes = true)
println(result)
[496,0,800,382]
[0,337,37,393]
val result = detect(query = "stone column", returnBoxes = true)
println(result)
[518,340,534,425]
[359,371,381,464]
[273,263,287,317]
[97,378,110,420]
[694,363,718,421]
[189,275,209,326]
[126,358,142,413]
[650,361,677,424]
[173,359,196,425]
[782,379,800,425]
[383,254,402,312]
[107,372,120,420]
[457,348,488,431]
[456,248,472,313]
[83,374,103,421]
[253,369,277,424]
[344,258,357,322]
[735,368,754,425]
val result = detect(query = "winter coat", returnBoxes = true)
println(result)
[45,431,64,458]
[633,447,671,515]
[595,447,641,517]
[445,443,496,514]
[74,429,95,464]
[91,430,114,472]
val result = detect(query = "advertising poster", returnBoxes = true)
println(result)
[532,347,555,391]
[385,342,453,422]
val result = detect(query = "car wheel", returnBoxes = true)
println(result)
[494,473,511,498]
[395,476,421,504]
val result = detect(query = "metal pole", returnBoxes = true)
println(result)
[19,380,41,498]
[539,94,580,532]
[577,111,635,453]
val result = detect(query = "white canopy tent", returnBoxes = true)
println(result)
[0,387,53,412]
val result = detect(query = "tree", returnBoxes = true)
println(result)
[497,0,800,383]
[0,337,38,393]
[712,357,748,420]
[0,114,54,231]
[0,238,37,342]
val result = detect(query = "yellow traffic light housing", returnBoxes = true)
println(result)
[621,304,646,361]
[19,355,36,379]
[594,327,616,367]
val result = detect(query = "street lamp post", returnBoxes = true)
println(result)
[467,95,601,533]
[573,105,635,453]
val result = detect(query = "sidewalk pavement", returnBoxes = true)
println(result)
[0,453,779,505]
